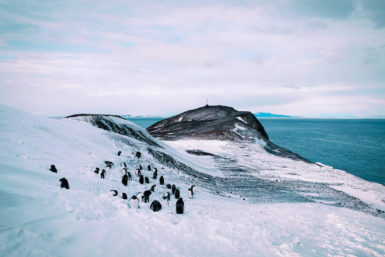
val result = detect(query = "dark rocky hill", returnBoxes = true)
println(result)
[147,105,269,142]
[147,105,309,162]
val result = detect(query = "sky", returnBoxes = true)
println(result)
[0,0,385,118]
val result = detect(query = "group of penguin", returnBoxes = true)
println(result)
[50,150,195,215]
[105,151,196,214]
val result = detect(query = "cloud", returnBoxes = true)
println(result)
[0,0,384,117]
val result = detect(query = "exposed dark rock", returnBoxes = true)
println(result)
[186,150,216,156]
[67,114,162,148]
[147,105,269,141]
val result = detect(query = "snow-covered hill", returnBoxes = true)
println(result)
[1,104,385,257]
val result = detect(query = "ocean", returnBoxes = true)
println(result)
[127,118,385,185]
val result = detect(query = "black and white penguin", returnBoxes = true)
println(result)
[122,162,127,168]
[122,174,128,186]
[188,188,193,199]
[135,169,141,177]
[136,151,141,159]
[49,164,57,173]
[172,184,176,194]
[175,188,180,199]
[153,170,158,180]
[110,190,118,196]
[166,184,172,189]
[94,167,100,174]
[139,175,144,184]
[150,200,162,212]
[159,176,164,185]
[145,177,150,184]
[117,151,122,156]
[101,169,106,179]
[176,198,184,214]
[104,161,113,168]
[59,178,69,189]
[162,196,169,207]
[130,195,139,209]
[147,164,151,171]
[143,190,152,203]
[139,165,143,170]
[151,184,156,192]
[121,192,128,199]
[127,172,132,181]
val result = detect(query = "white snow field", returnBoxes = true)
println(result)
[1,105,385,257]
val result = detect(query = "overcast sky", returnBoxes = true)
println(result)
[0,0,384,117]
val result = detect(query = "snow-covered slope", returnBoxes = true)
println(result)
[1,105,385,257]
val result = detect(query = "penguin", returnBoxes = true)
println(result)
[153,170,158,180]
[147,164,151,171]
[143,190,152,203]
[150,200,162,212]
[94,167,100,174]
[136,151,141,159]
[175,188,180,199]
[104,161,113,168]
[122,162,127,168]
[131,152,135,159]
[176,198,184,214]
[154,167,158,172]
[127,172,132,181]
[188,188,193,199]
[137,192,144,202]
[172,184,176,194]
[145,177,150,184]
[139,175,144,184]
[59,178,69,189]
[162,196,169,207]
[130,195,139,209]
[122,174,128,186]
[49,164,57,173]
[139,164,143,170]
[110,190,118,196]
[166,184,172,189]
[190,185,195,195]
[121,192,127,200]
[101,169,106,179]
[165,192,171,201]
[135,169,141,177]
[117,151,122,156]
[151,184,156,192]
[159,176,164,185]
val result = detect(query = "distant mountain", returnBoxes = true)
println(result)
[254,112,291,118]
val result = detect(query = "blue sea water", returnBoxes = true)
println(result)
[127,118,385,185]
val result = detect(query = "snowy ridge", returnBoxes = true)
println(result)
[1,105,385,257]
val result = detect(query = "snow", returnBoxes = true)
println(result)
[1,104,385,257]
[237,117,247,124]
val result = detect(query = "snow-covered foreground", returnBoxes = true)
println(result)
[1,105,385,257]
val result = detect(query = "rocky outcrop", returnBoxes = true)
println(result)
[147,105,269,142]
[147,105,309,162]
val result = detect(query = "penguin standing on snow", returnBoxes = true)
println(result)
[150,200,162,212]
[151,185,156,192]
[49,164,58,173]
[176,198,184,214]
[117,151,122,156]
[59,178,69,189]
[127,172,132,181]
[122,173,128,186]
[94,167,100,174]
[139,175,144,184]
[188,185,195,199]
[153,170,158,180]
[175,188,180,199]
[143,190,152,203]
[110,190,118,196]
[147,164,151,171]
[101,169,106,179]
[172,184,176,194]
[121,193,127,199]
[145,177,150,184]
[130,195,139,209]
[159,176,164,185]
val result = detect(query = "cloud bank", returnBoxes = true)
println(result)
[0,0,384,117]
